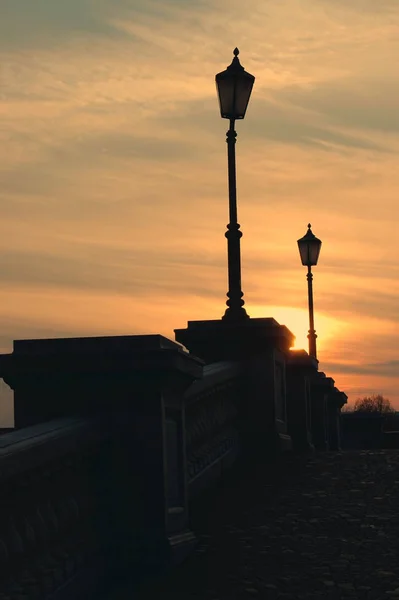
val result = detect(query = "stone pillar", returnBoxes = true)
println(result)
[286,350,317,452]
[336,390,348,449]
[326,391,339,451]
[0,334,203,572]
[309,372,335,451]
[175,317,294,459]
[327,389,348,451]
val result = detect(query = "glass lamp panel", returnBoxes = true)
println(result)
[308,239,322,265]
[216,73,235,119]
[298,240,310,266]
[234,73,255,119]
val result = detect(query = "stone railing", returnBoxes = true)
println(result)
[0,328,348,598]
[286,350,347,452]
[0,351,248,598]
[0,416,113,600]
[0,335,204,593]
[184,361,243,498]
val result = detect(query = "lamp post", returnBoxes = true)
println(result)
[215,48,255,322]
[297,224,322,359]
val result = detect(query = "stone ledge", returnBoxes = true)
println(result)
[175,317,295,362]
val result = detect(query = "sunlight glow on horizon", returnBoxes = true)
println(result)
[250,305,343,354]
[0,0,398,419]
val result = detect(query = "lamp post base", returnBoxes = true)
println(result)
[222,306,250,322]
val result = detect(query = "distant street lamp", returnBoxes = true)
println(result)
[215,48,255,321]
[297,224,322,359]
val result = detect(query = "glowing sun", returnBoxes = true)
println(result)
[250,305,341,352]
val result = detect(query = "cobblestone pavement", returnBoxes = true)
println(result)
[134,450,399,600]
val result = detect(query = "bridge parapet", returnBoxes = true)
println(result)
[176,317,294,458]
[0,329,348,597]
[0,416,112,599]
[286,350,317,452]
[184,361,244,498]
[0,335,203,596]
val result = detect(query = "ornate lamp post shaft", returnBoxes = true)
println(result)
[307,264,317,359]
[215,48,255,322]
[224,118,246,320]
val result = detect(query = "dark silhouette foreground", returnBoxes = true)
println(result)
[118,450,399,600]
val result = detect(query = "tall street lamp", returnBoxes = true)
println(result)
[215,48,255,322]
[297,224,322,359]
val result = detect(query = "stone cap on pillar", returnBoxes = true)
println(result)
[311,371,335,389]
[328,387,348,409]
[287,349,319,370]
[175,317,295,363]
[0,334,204,391]
[12,334,181,355]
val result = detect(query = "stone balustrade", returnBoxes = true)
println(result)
[309,372,336,451]
[286,350,317,452]
[184,361,244,498]
[176,317,295,459]
[0,335,203,594]
[0,416,112,599]
[327,388,348,450]
[0,328,347,597]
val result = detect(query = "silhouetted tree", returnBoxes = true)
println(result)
[353,394,394,414]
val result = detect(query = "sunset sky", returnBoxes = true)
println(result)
[1,0,398,424]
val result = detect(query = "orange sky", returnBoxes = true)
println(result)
[0,0,398,425]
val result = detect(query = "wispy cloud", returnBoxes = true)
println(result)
[323,360,399,378]
[0,0,398,423]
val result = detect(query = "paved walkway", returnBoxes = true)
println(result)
[135,450,399,600]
